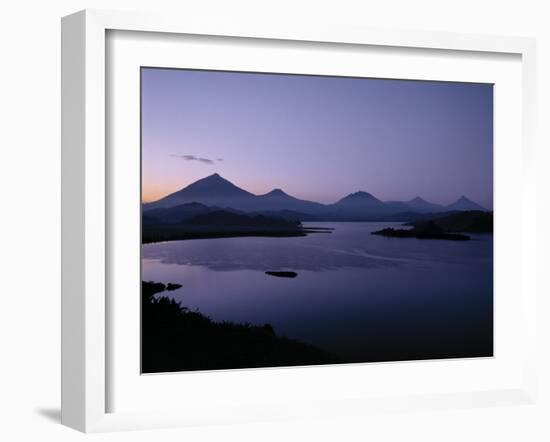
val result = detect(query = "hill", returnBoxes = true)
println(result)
[142,208,309,243]
[254,188,326,213]
[445,196,487,212]
[144,173,255,210]
[143,173,489,222]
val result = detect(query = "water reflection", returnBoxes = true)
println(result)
[142,222,493,362]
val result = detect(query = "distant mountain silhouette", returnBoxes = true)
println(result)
[255,188,326,213]
[334,191,381,205]
[144,173,488,221]
[323,191,394,220]
[404,197,445,213]
[445,196,487,212]
[385,197,445,213]
[145,173,255,210]
[144,174,326,213]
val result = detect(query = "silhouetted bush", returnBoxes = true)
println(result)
[141,281,339,373]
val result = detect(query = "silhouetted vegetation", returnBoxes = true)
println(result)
[373,211,493,241]
[372,223,470,241]
[142,202,213,225]
[142,225,308,244]
[187,210,301,228]
[141,281,340,373]
[165,283,182,291]
[142,208,333,244]
[410,210,493,233]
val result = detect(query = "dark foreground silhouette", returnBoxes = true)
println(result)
[142,281,339,373]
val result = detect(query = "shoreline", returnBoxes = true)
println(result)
[371,227,470,241]
[142,281,340,372]
[142,226,334,244]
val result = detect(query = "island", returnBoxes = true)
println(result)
[372,211,493,241]
[371,226,470,241]
[142,281,339,372]
[265,271,298,278]
[408,210,493,233]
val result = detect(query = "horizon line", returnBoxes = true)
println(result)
[142,173,490,209]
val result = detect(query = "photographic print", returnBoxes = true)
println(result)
[141,68,493,373]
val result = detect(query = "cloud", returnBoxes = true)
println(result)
[170,154,221,164]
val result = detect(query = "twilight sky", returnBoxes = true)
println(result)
[141,68,493,208]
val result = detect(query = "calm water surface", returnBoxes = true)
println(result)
[142,222,493,362]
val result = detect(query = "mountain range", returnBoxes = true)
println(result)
[143,173,488,221]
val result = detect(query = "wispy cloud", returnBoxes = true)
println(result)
[169,154,224,164]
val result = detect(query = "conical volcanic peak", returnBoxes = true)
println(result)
[411,196,427,203]
[338,191,380,202]
[404,196,445,213]
[446,196,487,212]
[319,189,394,221]
[145,174,254,209]
[183,173,238,189]
[144,174,487,217]
[264,188,288,197]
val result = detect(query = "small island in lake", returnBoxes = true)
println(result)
[372,226,470,241]
[408,210,493,233]
[265,271,298,278]
[372,211,493,241]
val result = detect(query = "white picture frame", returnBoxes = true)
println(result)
[61,9,537,433]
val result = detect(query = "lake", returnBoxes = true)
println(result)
[142,222,493,363]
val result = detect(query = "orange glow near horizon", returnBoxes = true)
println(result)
[140,68,494,209]
[142,185,173,203]
[142,178,185,204]
[142,174,311,204]
[141,176,240,204]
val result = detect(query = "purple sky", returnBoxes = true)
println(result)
[142,68,493,208]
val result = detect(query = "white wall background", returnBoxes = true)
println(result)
[0,1,548,441]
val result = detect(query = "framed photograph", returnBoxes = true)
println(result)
[61,9,538,432]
